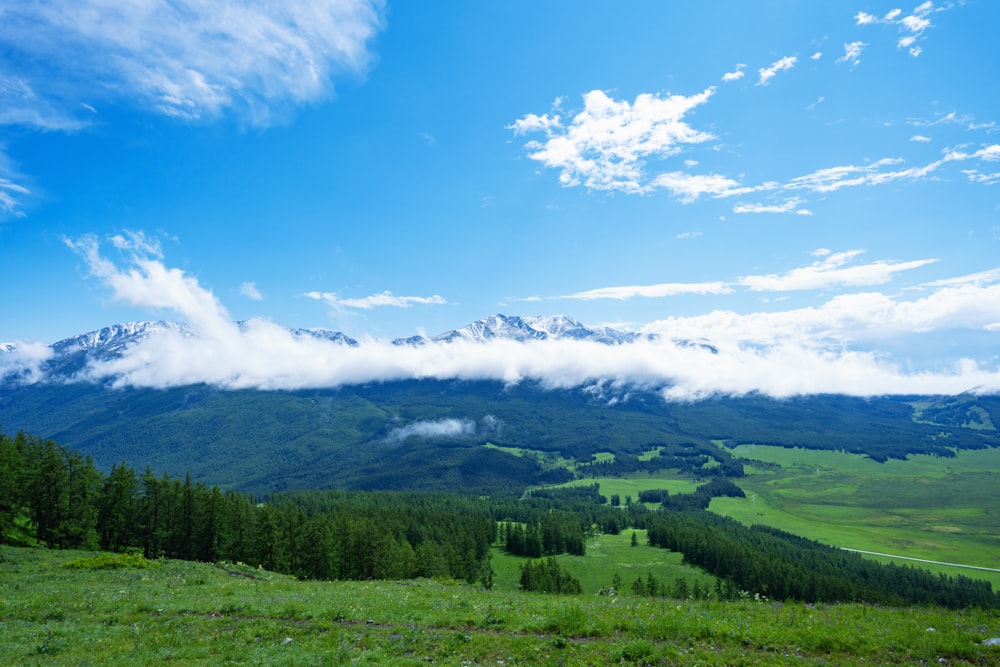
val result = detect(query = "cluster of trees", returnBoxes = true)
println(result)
[498,514,586,557]
[623,572,722,600]
[0,429,494,584]
[646,512,999,609]
[519,557,582,594]
[579,441,745,479]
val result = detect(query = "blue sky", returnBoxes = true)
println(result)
[2,1,999,397]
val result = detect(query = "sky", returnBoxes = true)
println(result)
[1,0,999,398]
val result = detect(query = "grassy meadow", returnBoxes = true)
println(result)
[2,545,999,666]
[491,529,718,595]
[711,444,1000,590]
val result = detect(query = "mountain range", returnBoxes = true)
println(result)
[1,314,714,386]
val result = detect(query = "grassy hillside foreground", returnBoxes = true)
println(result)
[2,547,998,666]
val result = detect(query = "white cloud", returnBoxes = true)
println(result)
[509,87,716,193]
[810,52,823,60]
[919,267,1000,289]
[757,56,797,86]
[733,197,811,215]
[736,250,938,291]
[0,0,386,126]
[910,134,932,142]
[0,175,31,220]
[305,290,447,310]
[385,418,476,443]
[240,282,263,301]
[675,231,703,240]
[564,281,733,301]
[785,156,945,193]
[649,171,750,203]
[57,236,1000,399]
[0,74,88,131]
[721,64,746,82]
[961,170,1000,185]
[0,340,54,383]
[856,1,944,57]
[837,41,866,65]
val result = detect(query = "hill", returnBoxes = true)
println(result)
[2,545,998,665]
[1,378,999,495]
[2,380,1000,495]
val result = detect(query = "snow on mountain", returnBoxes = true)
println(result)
[522,314,651,345]
[288,328,359,347]
[432,314,549,343]
[50,321,191,357]
[3,314,715,385]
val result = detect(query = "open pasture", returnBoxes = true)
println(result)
[491,529,718,595]
[3,546,998,666]
[549,475,703,504]
[712,445,1000,589]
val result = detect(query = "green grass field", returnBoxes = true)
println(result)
[712,445,1000,589]
[2,545,998,666]
[547,474,703,503]
[491,529,718,595]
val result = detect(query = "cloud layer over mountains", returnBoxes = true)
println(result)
[2,233,999,400]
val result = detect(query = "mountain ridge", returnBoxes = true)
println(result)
[2,313,707,386]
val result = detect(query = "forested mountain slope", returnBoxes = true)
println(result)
[1,380,997,495]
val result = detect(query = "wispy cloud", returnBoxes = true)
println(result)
[508,88,716,193]
[733,198,812,215]
[0,74,89,131]
[240,282,263,301]
[736,250,938,291]
[551,249,936,302]
[0,0,386,126]
[305,290,447,310]
[757,56,797,86]
[564,281,733,301]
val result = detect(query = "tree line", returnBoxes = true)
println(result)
[0,428,494,584]
[645,511,1000,609]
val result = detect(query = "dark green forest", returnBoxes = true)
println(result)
[2,382,998,496]
[2,426,997,609]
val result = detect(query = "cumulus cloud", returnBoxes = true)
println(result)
[837,41,866,65]
[55,235,1000,398]
[305,290,448,310]
[757,56,797,86]
[508,87,716,193]
[856,1,943,57]
[721,64,746,82]
[0,0,386,126]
